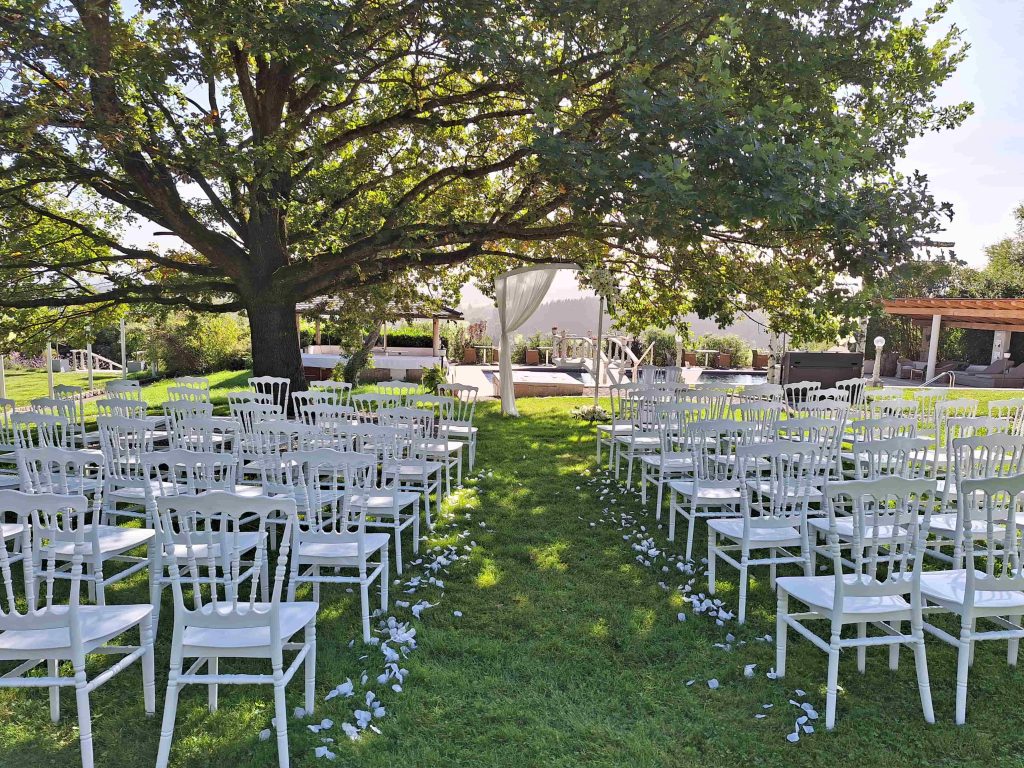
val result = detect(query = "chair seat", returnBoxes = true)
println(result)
[614,435,659,447]
[777,575,912,615]
[441,424,478,438]
[640,454,693,469]
[52,525,155,557]
[182,601,318,650]
[0,474,20,489]
[597,424,633,435]
[386,461,443,479]
[420,439,464,456]
[2,522,24,542]
[166,531,261,561]
[708,518,801,544]
[920,569,1024,611]
[348,491,419,510]
[297,533,390,564]
[108,479,183,500]
[668,480,743,503]
[0,604,153,652]
[745,479,823,500]
[928,512,1024,536]
[808,517,901,541]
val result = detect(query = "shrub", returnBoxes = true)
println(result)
[155,312,251,376]
[442,323,468,362]
[697,333,752,368]
[421,364,447,394]
[640,327,678,366]
[510,334,529,364]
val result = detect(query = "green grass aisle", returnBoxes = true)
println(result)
[2,397,1024,767]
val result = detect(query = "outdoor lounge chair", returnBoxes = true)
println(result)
[954,359,1019,388]
[908,360,965,381]
[896,358,927,379]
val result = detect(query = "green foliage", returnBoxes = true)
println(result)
[0,1,970,380]
[441,323,469,363]
[570,403,610,423]
[639,328,679,366]
[385,324,434,348]
[154,313,250,377]
[420,364,447,395]
[696,333,752,368]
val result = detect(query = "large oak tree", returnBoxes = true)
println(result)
[0,0,968,389]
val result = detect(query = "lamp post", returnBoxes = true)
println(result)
[872,336,885,387]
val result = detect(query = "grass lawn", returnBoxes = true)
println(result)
[3,397,1023,767]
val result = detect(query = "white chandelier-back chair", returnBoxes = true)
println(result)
[847,437,934,481]
[105,379,142,399]
[249,375,291,413]
[376,380,421,405]
[870,397,919,421]
[639,402,702,514]
[166,385,210,405]
[31,397,85,449]
[291,389,331,419]
[52,384,92,446]
[0,398,17,485]
[708,443,827,623]
[776,477,937,730]
[96,415,159,526]
[919,473,1024,725]
[172,415,237,455]
[226,389,274,407]
[784,381,820,410]
[13,412,72,450]
[288,449,387,641]
[739,383,785,403]
[988,398,1024,434]
[154,493,317,768]
[351,393,398,422]
[0,491,156,768]
[594,382,639,469]
[95,397,149,419]
[309,379,353,406]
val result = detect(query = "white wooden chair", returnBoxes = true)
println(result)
[288,449,387,641]
[351,392,398,422]
[249,375,291,413]
[434,385,479,471]
[737,383,784,404]
[376,380,420,405]
[639,402,700,514]
[226,389,274,407]
[919,473,1024,724]
[708,443,826,623]
[0,491,156,768]
[291,389,330,419]
[33,396,87,449]
[155,493,316,768]
[0,398,18,487]
[105,379,142,399]
[172,415,238,455]
[775,477,937,729]
[13,412,72,450]
[310,379,353,407]
[667,419,749,560]
[988,398,1024,434]
[95,397,149,419]
[784,381,820,410]
[380,409,445,529]
[594,382,639,469]
[613,392,664,486]
[97,416,161,526]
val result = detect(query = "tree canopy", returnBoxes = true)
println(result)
[0,0,970,386]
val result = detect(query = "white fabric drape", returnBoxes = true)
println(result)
[495,265,560,416]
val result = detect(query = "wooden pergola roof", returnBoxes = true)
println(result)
[882,298,1024,333]
[296,299,464,321]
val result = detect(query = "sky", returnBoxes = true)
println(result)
[463,0,1024,307]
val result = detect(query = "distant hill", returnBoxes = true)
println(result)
[460,297,772,348]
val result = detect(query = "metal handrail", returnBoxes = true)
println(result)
[920,370,956,388]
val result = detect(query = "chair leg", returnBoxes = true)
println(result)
[305,623,317,715]
[737,560,748,625]
[707,532,717,595]
[272,678,290,768]
[207,657,219,712]
[889,621,901,670]
[825,631,841,730]
[155,659,182,768]
[412,502,421,553]
[776,591,788,677]
[1008,614,1022,665]
[640,464,647,505]
[394,521,404,575]
[73,667,94,768]
[47,658,60,722]
[380,550,390,609]
[360,574,372,642]
[142,619,156,716]
[955,618,973,725]
[655,480,664,522]
[684,504,697,561]
[857,623,867,673]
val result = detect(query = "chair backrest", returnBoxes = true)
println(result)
[0,491,91,637]
[351,393,398,422]
[912,389,950,431]
[97,416,156,484]
[173,416,238,455]
[738,441,828,519]
[248,376,291,412]
[291,390,331,418]
[309,380,353,406]
[798,400,850,424]
[166,385,211,404]
[810,387,851,403]
[784,381,820,409]
[951,433,1024,484]
[739,383,784,403]
[835,378,868,408]
[297,448,374,530]
[679,419,753,484]
[376,380,420,405]
[298,402,356,426]
[777,416,844,475]
[437,383,478,424]
[163,400,214,435]
[348,423,401,463]
[30,397,82,445]
[988,398,1024,434]
[378,406,434,436]
[144,448,238,495]
[850,437,933,480]
[230,400,283,430]
[733,402,784,436]
[848,416,918,441]
[157,493,292,630]
[95,397,148,418]
[956,474,1024,595]
[105,379,142,397]
[172,376,210,391]
[12,412,71,449]
[409,395,455,423]
[935,398,980,438]
[51,385,87,439]
[870,397,919,421]
[677,390,728,420]
[0,398,15,451]
[226,390,274,407]
[823,477,937,601]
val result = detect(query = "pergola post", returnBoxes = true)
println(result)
[46,339,55,396]
[432,317,440,356]
[925,313,942,381]
[992,330,1012,363]
[119,316,127,379]
[314,316,322,346]
[0,354,6,400]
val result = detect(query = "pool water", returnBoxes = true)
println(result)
[697,371,768,386]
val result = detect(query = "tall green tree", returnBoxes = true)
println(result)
[0,0,969,389]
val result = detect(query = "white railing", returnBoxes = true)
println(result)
[69,349,123,372]
[552,334,644,385]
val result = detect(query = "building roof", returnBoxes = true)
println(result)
[296,300,464,321]
[882,298,1024,332]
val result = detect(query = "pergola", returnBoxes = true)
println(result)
[882,297,1024,380]
[295,300,464,356]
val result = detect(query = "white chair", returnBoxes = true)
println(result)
[613,392,664,486]
[172,415,238,455]
[351,392,398,422]
[171,376,210,395]
[919,473,1024,724]
[0,398,18,486]
[20,447,157,605]
[639,402,700,513]
[708,443,826,623]
[288,449,388,641]
[377,380,420,405]
[97,416,160,526]
[166,385,210,405]
[33,396,86,449]
[846,436,934,481]
[227,389,274,407]
[870,397,919,421]
[594,382,639,469]
[105,379,142,398]
[988,398,1024,434]
[0,491,156,768]
[310,379,353,407]
[95,397,149,419]
[784,381,820,410]
[733,401,784,441]
[667,419,750,560]
[249,375,291,413]
[155,493,316,768]
[380,410,445,529]
[13,412,72,450]
[291,389,330,418]
[776,416,845,481]
[776,477,936,729]
[738,383,784,404]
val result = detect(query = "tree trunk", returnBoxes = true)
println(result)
[343,324,382,384]
[247,300,307,393]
